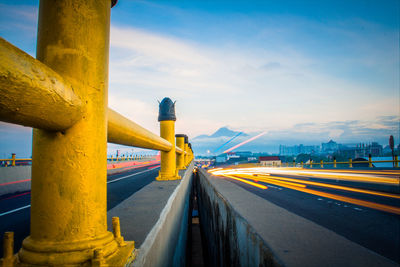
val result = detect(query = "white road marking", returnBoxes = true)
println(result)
[0,167,160,217]
[0,205,30,217]
[107,167,159,184]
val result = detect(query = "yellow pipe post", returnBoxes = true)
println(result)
[184,136,189,167]
[334,158,337,168]
[293,160,296,167]
[1,232,15,266]
[320,160,323,168]
[395,155,398,168]
[349,158,353,168]
[369,154,372,168]
[18,1,133,266]
[156,98,180,180]
[188,143,194,163]
[11,153,16,167]
[176,134,186,170]
[301,161,304,168]
[310,160,313,168]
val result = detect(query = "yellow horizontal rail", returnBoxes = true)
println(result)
[108,108,172,152]
[176,146,184,155]
[0,158,31,161]
[0,37,83,131]
[0,38,178,153]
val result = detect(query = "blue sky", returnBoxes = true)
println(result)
[0,0,399,157]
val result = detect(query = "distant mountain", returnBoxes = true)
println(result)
[194,127,247,139]
[210,127,244,138]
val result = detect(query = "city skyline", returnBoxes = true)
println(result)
[0,0,399,157]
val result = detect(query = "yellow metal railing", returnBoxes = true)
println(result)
[279,156,399,168]
[0,0,194,265]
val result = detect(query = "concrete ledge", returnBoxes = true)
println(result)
[107,162,194,267]
[197,168,397,267]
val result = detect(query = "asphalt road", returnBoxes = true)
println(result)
[211,168,400,264]
[0,164,160,258]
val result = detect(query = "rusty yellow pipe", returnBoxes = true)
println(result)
[18,0,130,265]
[175,135,186,170]
[0,37,83,131]
[108,108,172,152]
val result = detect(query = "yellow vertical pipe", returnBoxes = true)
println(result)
[157,121,180,180]
[184,143,189,166]
[176,135,186,170]
[334,158,337,168]
[320,160,323,168]
[2,232,14,266]
[395,155,398,168]
[18,0,120,265]
[369,154,372,168]
[349,158,353,168]
[11,153,16,167]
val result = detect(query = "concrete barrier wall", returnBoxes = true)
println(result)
[196,168,280,267]
[0,162,160,196]
[0,166,31,196]
[131,162,194,267]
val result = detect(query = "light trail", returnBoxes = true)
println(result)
[233,174,306,188]
[217,167,400,185]
[209,167,400,215]
[223,175,268,189]
[222,132,266,154]
[214,132,243,154]
[240,174,400,199]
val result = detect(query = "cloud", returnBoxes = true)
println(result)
[108,18,398,139]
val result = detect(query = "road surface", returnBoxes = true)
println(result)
[209,167,400,264]
[0,164,160,257]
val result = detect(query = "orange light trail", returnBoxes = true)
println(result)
[223,175,268,189]
[209,167,400,215]
[246,174,400,199]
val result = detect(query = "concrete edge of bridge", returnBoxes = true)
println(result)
[106,161,194,267]
[196,168,398,267]
[131,161,194,267]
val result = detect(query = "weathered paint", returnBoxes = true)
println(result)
[17,0,133,265]
[0,37,83,131]
[108,108,172,152]
[176,136,186,170]
[157,121,180,180]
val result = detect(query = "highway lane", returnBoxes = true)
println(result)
[209,167,400,264]
[0,164,160,257]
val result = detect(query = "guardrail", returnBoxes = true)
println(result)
[0,1,193,266]
[277,155,399,168]
[0,154,157,167]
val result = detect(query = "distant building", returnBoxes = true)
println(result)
[322,140,338,153]
[216,154,227,163]
[259,156,281,166]
[369,142,382,157]
[235,151,252,157]
[279,144,319,156]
